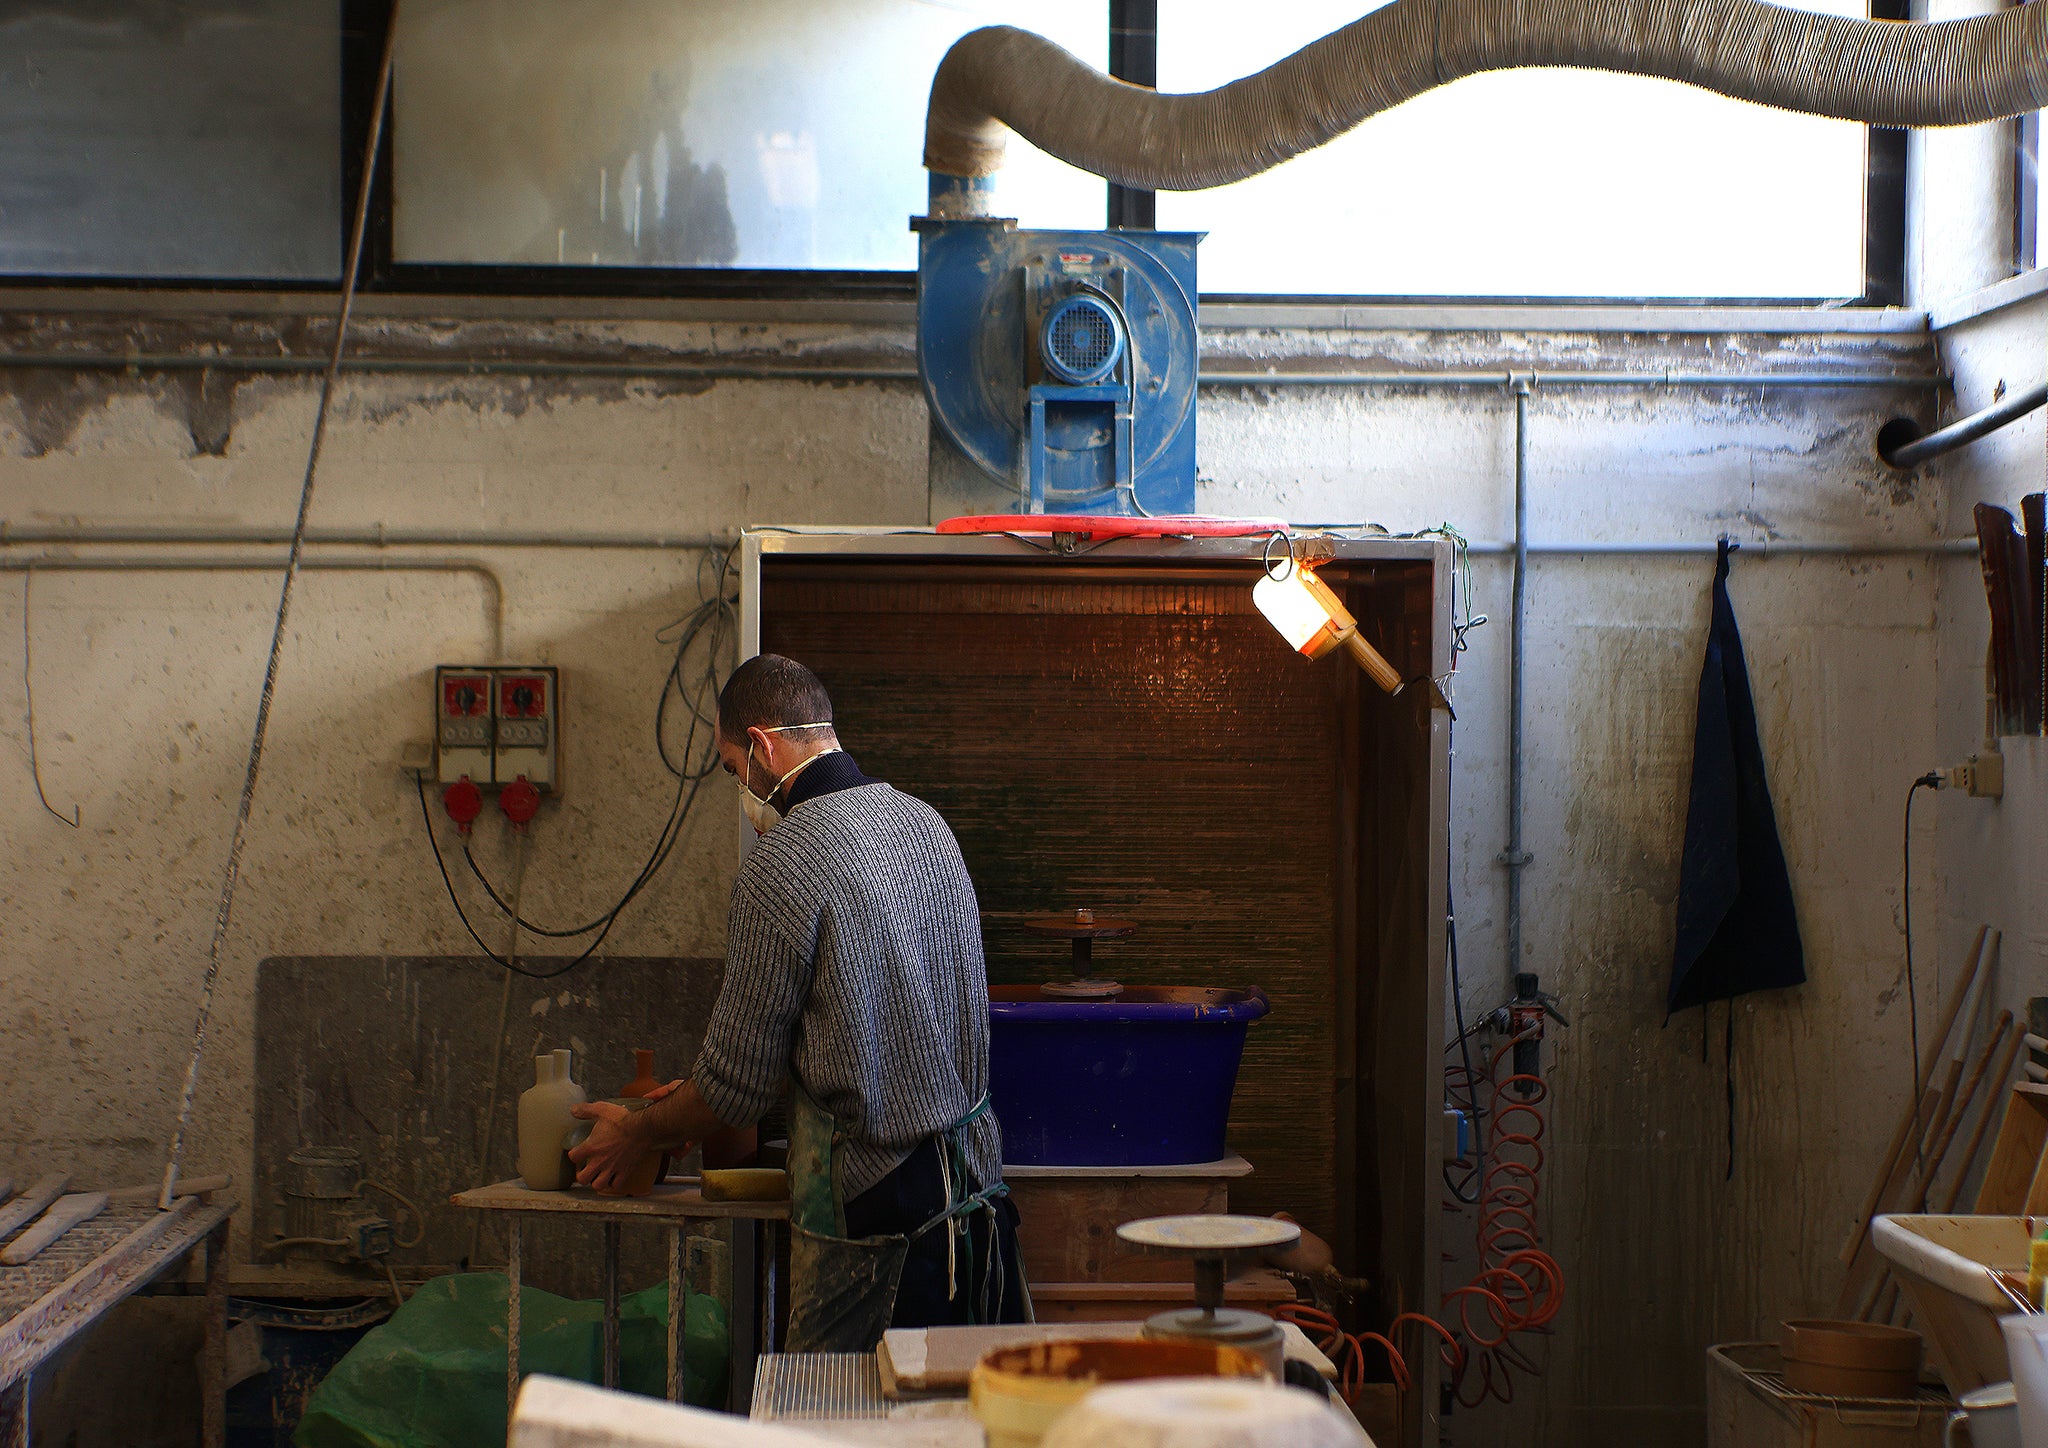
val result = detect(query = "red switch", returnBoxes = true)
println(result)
[442,776,483,835]
[499,775,541,831]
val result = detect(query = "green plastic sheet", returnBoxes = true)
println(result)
[294,1272,727,1448]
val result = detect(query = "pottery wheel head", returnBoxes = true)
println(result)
[1117,1214,1301,1256]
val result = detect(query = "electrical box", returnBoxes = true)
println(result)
[494,668,557,790]
[435,668,493,785]
[432,664,559,791]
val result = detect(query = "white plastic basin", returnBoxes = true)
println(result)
[1871,1214,2045,1391]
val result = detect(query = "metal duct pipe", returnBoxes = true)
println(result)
[926,4,2048,201]
[1879,381,2048,469]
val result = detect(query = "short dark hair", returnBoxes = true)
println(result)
[718,654,835,741]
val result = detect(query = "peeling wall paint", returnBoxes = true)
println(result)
[0,300,1952,1447]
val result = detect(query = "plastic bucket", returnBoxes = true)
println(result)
[988,986,1268,1166]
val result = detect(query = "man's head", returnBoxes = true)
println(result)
[716,654,840,799]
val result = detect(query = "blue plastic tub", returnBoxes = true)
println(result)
[987,985,1269,1166]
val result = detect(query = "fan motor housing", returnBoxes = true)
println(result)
[917,218,1200,520]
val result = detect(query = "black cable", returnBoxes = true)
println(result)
[1440,542,1486,1204]
[455,549,736,941]
[1903,770,1942,1176]
[414,770,603,978]
[418,547,736,974]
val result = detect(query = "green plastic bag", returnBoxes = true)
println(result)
[294,1272,728,1448]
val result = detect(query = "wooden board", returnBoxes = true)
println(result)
[0,1176,69,1244]
[1008,1175,1230,1283]
[1000,1158,1253,1180]
[0,1195,107,1266]
[451,1179,788,1222]
[879,1323,1141,1394]
[1027,1271,1298,1324]
[1975,1083,2048,1212]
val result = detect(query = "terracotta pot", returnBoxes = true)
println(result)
[619,1048,661,1100]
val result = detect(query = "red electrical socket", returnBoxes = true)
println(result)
[499,774,541,831]
[442,776,483,835]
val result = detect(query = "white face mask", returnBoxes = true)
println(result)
[737,722,839,834]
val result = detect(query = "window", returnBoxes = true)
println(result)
[1149,0,1875,299]
[0,0,340,281]
[389,0,1106,273]
[0,1,1905,301]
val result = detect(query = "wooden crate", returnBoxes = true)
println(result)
[1974,1083,2048,1212]
[1006,1158,1248,1284]
[1029,1271,1298,1324]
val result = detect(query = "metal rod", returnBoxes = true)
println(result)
[1457,539,1979,557]
[1204,368,1942,390]
[0,555,509,660]
[157,0,399,1213]
[1500,381,1534,993]
[1881,380,2048,468]
[602,1222,622,1391]
[667,1229,684,1404]
[0,352,919,384]
[0,523,728,551]
[0,351,1942,391]
[507,1217,522,1414]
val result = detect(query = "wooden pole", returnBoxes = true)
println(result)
[1913,1012,2016,1209]
[1939,1027,2029,1213]
[1840,926,1991,1266]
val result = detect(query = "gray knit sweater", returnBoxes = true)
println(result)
[692,782,1002,1199]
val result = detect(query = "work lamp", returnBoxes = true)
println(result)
[1254,552,1403,695]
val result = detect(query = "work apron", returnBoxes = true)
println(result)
[783,1085,1025,1352]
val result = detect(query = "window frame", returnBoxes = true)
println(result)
[1,0,1910,306]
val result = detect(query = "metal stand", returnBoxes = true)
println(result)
[1116,1215,1300,1375]
[454,1179,788,1421]
[1022,908,1135,995]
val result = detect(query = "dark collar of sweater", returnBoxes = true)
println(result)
[781,749,878,811]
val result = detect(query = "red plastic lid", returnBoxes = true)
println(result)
[937,514,1288,538]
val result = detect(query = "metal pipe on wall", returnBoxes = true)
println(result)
[1879,380,2048,469]
[1458,539,1978,556]
[0,352,1942,392]
[1501,379,1533,991]
[0,524,730,551]
[1,555,510,660]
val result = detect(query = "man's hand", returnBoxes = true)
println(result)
[567,1101,655,1195]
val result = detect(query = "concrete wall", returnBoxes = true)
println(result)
[1924,279,2048,1207]
[0,293,1952,1444]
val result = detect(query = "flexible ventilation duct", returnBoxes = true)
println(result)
[924,2,2048,204]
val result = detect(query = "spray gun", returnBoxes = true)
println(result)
[1488,973,1569,1098]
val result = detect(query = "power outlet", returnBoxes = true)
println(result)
[431,665,561,792]
[434,668,493,785]
[1946,749,2005,799]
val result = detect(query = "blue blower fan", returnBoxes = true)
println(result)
[916,219,1201,519]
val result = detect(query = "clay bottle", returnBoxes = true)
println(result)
[517,1055,580,1189]
[620,1049,660,1099]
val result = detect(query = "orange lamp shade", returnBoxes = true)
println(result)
[1253,564,1359,660]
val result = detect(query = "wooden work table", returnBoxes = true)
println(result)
[452,1179,788,1416]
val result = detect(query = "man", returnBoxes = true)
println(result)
[569,653,1027,1348]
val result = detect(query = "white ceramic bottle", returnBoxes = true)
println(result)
[517,1053,587,1189]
